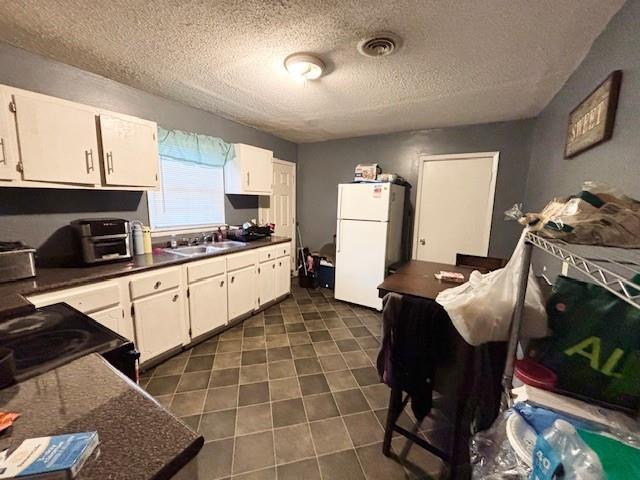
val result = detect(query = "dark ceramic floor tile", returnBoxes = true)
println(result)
[233,431,275,474]
[291,344,316,359]
[176,371,211,393]
[265,314,284,325]
[146,375,180,396]
[241,349,267,366]
[285,323,307,333]
[277,458,321,480]
[343,317,364,327]
[356,442,408,480]
[299,373,330,396]
[236,403,272,435]
[302,311,321,320]
[304,319,326,331]
[153,357,187,376]
[320,311,339,319]
[297,298,313,305]
[319,354,348,372]
[304,392,340,421]
[323,318,345,329]
[242,336,267,351]
[310,330,332,342]
[357,336,380,349]
[217,339,242,353]
[265,324,286,335]
[336,339,360,352]
[184,354,215,372]
[351,367,380,387]
[240,364,268,384]
[343,351,372,369]
[213,352,242,370]
[170,390,206,417]
[238,381,270,406]
[191,341,218,356]
[233,467,275,480]
[374,409,415,438]
[244,326,265,338]
[390,437,446,479]
[361,384,390,410]
[318,449,366,480]
[266,334,289,348]
[349,326,373,338]
[334,388,371,415]
[197,438,233,478]
[288,332,312,345]
[268,359,296,380]
[274,423,316,464]
[267,346,292,362]
[343,411,385,447]
[269,377,301,401]
[272,398,307,427]
[310,417,352,456]
[313,341,340,356]
[155,394,172,408]
[325,370,359,392]
[198,408,236,441]
[210,367,240,387]
[294,357,322,375]
[179,414,200,432]
[204,385,238,412]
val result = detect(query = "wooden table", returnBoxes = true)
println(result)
[378,260,480,299]
[376,260,499,480]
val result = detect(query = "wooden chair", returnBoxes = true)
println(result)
[455,253,507,272]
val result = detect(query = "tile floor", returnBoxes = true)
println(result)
[141,284,445,480]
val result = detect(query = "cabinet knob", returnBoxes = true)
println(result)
[258,267,261,274]
[172,294,179,302]
[220,280,225,287]
[279,262,282,266]
[272,264,275,269]
[268,253,271,258]
[154,281,162,289]
[231,276,235,283]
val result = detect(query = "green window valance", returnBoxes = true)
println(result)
[157,126,235,167]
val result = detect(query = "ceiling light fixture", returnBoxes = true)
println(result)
[284,53,325,80]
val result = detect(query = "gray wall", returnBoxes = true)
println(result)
[0,42,296,264]
[297,120,534,259]
[525,0,640,278]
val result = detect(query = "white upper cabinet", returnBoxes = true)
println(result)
[224,143,273,195]
[99,113,159,188]
[12,91,101,185]
[0,84,160,190]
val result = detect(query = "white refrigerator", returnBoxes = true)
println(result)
[335,183,405,310]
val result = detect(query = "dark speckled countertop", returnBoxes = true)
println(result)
[0,236,291,317]
[0,354,203,480]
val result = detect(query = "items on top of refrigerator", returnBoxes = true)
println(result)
[505,181,640,247]
[353,163,381,182]
[434,271,465,283]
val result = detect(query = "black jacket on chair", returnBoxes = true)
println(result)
[377,293,451,420]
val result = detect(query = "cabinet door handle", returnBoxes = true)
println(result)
[172,294,179,302]
[279,262,282,266]
[0,138,6,165]
[258,267,261,274]
[267,253,271,258]
[220,280,224,287]
[85,149,94,173]
[106,151,114,174]
[272,263,275,269]
[154,281,162,289]
[246,172,250,186]
[231,276,235,283]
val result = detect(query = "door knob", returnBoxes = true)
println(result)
[419,238,426,246]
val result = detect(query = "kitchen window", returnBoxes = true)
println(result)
[147,127,234,232]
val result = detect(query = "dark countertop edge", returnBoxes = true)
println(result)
[0,237,292,317]
[152,435,204,480]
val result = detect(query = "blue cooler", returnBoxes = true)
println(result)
[318,260,335,289]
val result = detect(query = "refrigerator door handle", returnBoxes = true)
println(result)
[337,184,343,219]
[336,221,341,253]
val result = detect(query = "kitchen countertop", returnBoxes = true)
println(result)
[0,236,291,317]
[0,354,203,480]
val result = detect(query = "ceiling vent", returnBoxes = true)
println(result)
[357,32,401,57]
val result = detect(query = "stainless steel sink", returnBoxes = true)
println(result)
[165,241,247,257]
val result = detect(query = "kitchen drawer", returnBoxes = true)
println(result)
[277,242,291,258]
[226,250,257,272]
[129,267,181,300]
[258,246,278,263]
[28,281,120,313]
[187,256,226,284]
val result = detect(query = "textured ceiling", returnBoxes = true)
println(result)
[0,1,625,142]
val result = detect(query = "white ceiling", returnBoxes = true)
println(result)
[0,1,625,142]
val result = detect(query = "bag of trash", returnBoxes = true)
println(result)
[436,229,547,346]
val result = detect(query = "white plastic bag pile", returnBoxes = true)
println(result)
[436,230,547,346]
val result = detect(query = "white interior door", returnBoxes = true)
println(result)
[260,160,296,270]
[413,152,499,264]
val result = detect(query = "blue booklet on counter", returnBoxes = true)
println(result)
[0,432,99,479]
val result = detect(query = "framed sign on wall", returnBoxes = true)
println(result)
[564,70,622,159]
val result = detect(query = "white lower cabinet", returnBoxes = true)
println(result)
[258,260,276,307]
[188,273,228,338]
[227,265,256,320]
[133,287,185,362]
[90,305,122,334]
[276,255,291,299]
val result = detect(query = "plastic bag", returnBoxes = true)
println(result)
[436,229,547,346]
